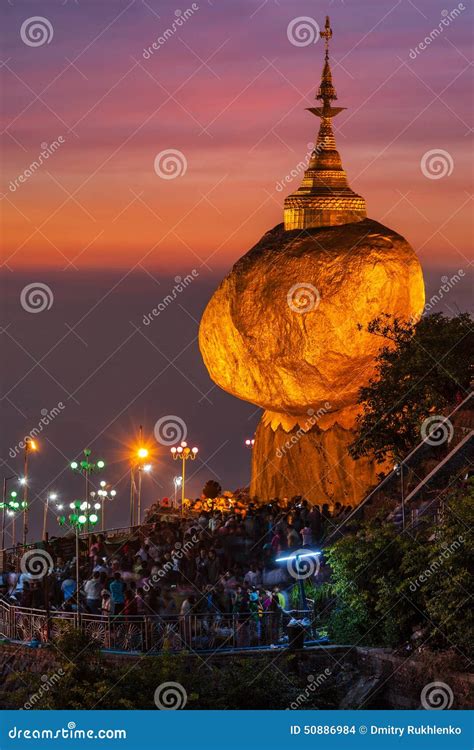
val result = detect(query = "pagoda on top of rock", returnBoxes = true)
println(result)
[284,17,367,230]
[199,18,425,507]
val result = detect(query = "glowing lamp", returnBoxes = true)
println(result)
[275,550,321,563]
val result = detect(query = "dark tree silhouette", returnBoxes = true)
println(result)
[202,480,222,500]
[349,313,473,462]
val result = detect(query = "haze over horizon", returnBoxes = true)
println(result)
[1,0,472,540]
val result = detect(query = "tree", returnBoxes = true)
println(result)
[349,313,473,462]
[202,479,222,500]
[325,479,473,656]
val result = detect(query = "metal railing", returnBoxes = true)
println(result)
[0,601,315,654]
[326,392,473,542]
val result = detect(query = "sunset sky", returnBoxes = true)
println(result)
[2,0,473,272]
[1,0,472,539]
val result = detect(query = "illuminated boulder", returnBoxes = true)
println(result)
[199,218,424,421]
[198,17,425,505]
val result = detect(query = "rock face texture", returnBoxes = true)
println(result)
[199,219,425,418]
[249,416,382,505]
[199,219,424,505]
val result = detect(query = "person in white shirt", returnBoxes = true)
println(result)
[84,572,102,614]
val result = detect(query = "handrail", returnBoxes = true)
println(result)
[402,430,473,506]
[327,392,473,541]
[0,599,316,654]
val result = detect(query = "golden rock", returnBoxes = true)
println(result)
[199,219,425,421]
[198,17,425,505]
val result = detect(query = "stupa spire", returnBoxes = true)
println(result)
[318,16,337,104]
[283,17,367,231]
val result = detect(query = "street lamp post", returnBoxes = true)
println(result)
[173,476,182,509]
[4,491,21,550]
[1,477,16,552]
[95,481,117,531]
[170,441,198,513]
[57,500,100,623]
[22,437,37,547]
[70,449,105,538]
[130,437,152,526]
[42,492,57,542]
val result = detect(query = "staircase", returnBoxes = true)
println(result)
[327,391,473,542]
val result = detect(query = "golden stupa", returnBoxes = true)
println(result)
[284,18,367,230]
[199,18,425,506]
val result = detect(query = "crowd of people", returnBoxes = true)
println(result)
[1,497,346,649]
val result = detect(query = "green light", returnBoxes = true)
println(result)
[89,513,98,524]
[10,491,17,498]
[74,500,82,509]
[20,501,28,509]
[97,460,105,469]
[78,514,87,524]
[70,513,78,522]
[58,515,66,525]
[70,461,78,470]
